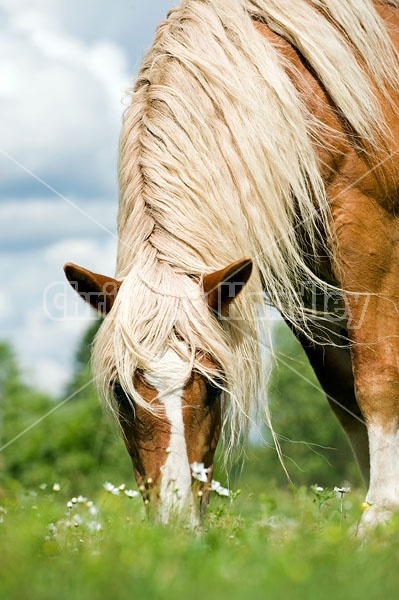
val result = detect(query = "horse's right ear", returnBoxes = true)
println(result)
[64,263,121,315]
[203,257,253,316]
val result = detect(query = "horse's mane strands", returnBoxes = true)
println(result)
[93,0,399,452]
[311,0,399,90]
[250,0,399,116]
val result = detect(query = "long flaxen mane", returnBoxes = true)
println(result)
[93,0,399,446]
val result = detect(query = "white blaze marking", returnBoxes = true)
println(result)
[144,349,198,525]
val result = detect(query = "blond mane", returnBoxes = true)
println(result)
[93,0,399,447]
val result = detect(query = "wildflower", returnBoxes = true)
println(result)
[334,486,351,495]
[71,497,78,504]
[52,483,61,492]
[361,497,374,510]
[334,486,351,527]
[210,479,230,497]
[73,514,82,527]
[215,485,230,497]
[66,501,73,509]
[103,482,116,493]
[166,447,171,454]
[118,484,126,491]
[39,483,47,490]
[76,495,88,504]
[89,505,98,515]
[311,484,336,511]
[190,462,211,483]
[111,487,120,496]
[87,520,102,532]
[125,489,139,498]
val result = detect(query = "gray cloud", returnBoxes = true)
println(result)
[0,9,129,199]
[0,198,117,251]
[57,0,172,66]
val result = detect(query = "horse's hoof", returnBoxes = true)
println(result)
[356,505,394,538]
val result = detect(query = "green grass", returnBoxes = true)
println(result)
[2,479,399,600]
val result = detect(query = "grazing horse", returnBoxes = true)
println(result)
[65,0,399,529]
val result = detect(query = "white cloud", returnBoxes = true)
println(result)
[0,6,130,196]
[0,198,117,250]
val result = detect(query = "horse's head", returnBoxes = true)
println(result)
[64,258,252,524]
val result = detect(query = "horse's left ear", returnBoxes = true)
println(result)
[203,257,253,315]
[64,262,121,315]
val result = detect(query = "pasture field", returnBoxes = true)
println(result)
[1,328,396,600]
[2,476,399,600]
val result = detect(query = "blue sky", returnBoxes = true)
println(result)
[0,0,174,393]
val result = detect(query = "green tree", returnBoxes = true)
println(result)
[0,330,133,496]
[65,318,102,398]
[0,342,56,489]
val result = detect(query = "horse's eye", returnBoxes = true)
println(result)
[205,377,223,405]
[112,382,132,409]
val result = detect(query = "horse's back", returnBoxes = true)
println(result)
[256,3,399,210]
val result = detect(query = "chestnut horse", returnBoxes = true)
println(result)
[65,0,399,530]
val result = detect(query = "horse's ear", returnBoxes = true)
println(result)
[203,257,253,315]
[64,263,121,315]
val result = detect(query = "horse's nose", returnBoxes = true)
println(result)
[136,482,201,526]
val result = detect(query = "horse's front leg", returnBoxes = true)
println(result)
[332,189,399,530]
[347,292,399,532]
